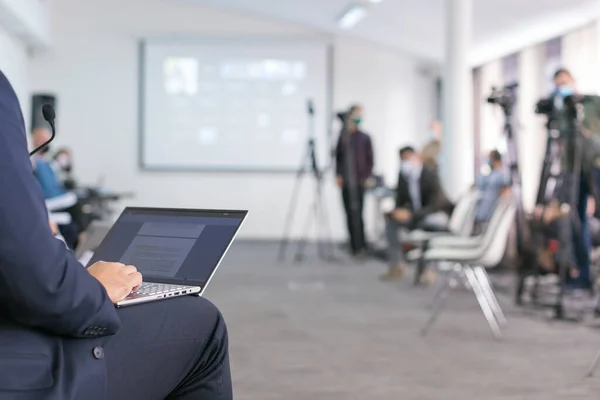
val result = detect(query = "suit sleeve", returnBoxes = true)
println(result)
[0,76,120,338]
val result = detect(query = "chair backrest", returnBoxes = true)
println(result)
[470,195,512,252]
[447,189,481,236]
[478,204,516,267]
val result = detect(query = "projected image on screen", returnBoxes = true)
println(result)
[164,58,198,96]
[140,39,330,171]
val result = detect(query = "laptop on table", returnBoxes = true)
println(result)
[86,207,247,307]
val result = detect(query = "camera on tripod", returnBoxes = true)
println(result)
[336,111,349,123]
[487,83,518,114]
[535,98,555,117]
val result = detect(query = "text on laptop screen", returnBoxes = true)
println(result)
[88,209,244,285]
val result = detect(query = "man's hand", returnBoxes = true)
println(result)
[391,208,412,223]
[88,262,143,304]
[336,176,344,188]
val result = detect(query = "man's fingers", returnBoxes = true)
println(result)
[122,265,138,275]
[127,271,143,288]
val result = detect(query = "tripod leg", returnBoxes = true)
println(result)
[315,179,335,261]
[294,200,317,262]
[278,172,305,262]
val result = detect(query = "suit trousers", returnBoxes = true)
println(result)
[341,185,366,254]
[104,296,232,400]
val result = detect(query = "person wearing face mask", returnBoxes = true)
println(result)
[31,129,84,249]
[473,150,508,235]
[53,147,77,190]
[549,68,600,289]
[421,120,443,169]
[335,104,374,256]
[380,146,453,281]
[31,128,66,199]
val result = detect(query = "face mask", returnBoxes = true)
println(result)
[557,85,574,98]
[57,155,70,169]
[402,160,415,175]
[353,117,362,126]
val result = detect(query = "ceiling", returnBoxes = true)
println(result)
[174,0,599,65]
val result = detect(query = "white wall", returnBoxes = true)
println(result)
[0,25,30,129]
[30,0,431,240]
[0,0,51,47]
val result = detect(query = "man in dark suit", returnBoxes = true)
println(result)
[335,104,374,256]
[380,146,453,281]
[0,70,231,399]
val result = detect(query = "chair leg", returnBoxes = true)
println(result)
[464,266,503,340]
[421,265,459,337]
[587,348,600,377]
[428,263,460,309]
[473,266,507,327]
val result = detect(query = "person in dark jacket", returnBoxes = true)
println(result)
[381,146,453,280]
[0,70,232,400]
[335,104,374,255]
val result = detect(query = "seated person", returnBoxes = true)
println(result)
[473,150,508,235]
[53,147,77,190]
[0,70,232,400]
[380,146,454,281]
[31,130,84,248]
[421,120,442,169]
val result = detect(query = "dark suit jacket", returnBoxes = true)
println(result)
[335,130,374,184]
[0,71,120,399]
[395,165,453,225]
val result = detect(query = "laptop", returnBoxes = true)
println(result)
[86,207,247,307]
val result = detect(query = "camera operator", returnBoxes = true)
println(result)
[537,68,600,289]
[335,104,374,256]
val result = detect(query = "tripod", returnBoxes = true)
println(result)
[526,99,588,320]
[487,86,534,299]
[278,104,335,263]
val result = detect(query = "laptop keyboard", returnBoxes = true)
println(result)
[134,282,189,296]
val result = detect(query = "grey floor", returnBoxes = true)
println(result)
[204,241,600,400]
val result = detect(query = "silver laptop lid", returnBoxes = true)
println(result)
[87,208,247,287]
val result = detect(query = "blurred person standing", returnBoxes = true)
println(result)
[473,150,508,234]
[335,104,374,256]
[421,120,442,169]
[550,68,600,288]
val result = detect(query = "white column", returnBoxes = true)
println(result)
[518,44,546,213]
[441,0,474,200]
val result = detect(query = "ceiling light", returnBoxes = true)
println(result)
[338,5,367,30]
[369,0,384,3]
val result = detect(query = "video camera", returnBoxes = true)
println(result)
[487,83,518,115]
[336,111,349,122]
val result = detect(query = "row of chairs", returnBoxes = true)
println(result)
[403,190,516,340]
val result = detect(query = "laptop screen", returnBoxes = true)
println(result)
[87,208,247,286]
